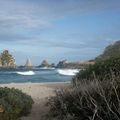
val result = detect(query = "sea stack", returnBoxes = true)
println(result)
[56,59,69,68]
[0,50,16,68]
[25,58,33,68]
[39,59,50,67]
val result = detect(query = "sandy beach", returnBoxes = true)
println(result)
[0,82,70,120]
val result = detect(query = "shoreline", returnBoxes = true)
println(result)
[0,81,71,85]
[0,82,70,120]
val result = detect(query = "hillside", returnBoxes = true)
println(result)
[95,40,120,62]
[75,40,120,80]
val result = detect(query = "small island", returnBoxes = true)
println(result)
[0,50,16,68]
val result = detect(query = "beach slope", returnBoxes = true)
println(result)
[0,82,69,120]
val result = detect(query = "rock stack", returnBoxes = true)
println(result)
[40,59,50,67]
[25,59,33,68]
[56,59,69,68]
[0,50,16,68]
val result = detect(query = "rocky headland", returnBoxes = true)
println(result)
[56,59,95,69]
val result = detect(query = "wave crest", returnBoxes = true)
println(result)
[16,71,35,76]
[57,69,79,76]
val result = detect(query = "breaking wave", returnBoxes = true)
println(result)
[16,71,35,76]
[57,69,79,76]
[39,67,55,70]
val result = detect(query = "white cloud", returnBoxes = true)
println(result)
[0,0,119,30]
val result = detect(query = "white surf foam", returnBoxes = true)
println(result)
[39,67,55,70]
[16,71,35,76]
[57,69,79,76]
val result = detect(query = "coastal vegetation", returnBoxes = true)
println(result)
[0,50,16,68]
[74,40,120,81]
[95,40,120,62]
[74,56,120,81]
[0,87,33,120]
[47,40,120,120]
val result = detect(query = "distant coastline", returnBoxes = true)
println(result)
[0,50,95,69]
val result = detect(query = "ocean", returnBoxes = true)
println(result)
[0,68,76,84]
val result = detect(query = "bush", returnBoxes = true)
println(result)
[0,87,34,120]
[73,56,120,82]
[47,73,120,120]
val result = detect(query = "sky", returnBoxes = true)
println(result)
[0,0,120,65]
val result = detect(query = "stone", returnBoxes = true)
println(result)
[25,59,33,68]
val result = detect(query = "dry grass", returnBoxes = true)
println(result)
[47,72,120,120]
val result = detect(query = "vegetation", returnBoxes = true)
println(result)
[47,74,120,120]
[0,50,16,67]
[0,87,34,120]
[47,40,120,120]
[74,40,120,81]
[74,56,120,81]
[95,40,120,62]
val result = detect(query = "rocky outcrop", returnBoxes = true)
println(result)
[39,59,50,67]
[56,60,95,69]
[0,59,2,67]
[0,50,16,68]
[25,59,33,68]
[51,63,55,68]
[56,60,69,68]
[38,60,56,68]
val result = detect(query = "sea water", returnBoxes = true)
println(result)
[0,68,76,84]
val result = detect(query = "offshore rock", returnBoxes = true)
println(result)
[0,50,16,68]
[40,59,50,67]
[56,59,95,69]
[25,58,33,68]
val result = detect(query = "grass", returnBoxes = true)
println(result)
[47,71,120,120]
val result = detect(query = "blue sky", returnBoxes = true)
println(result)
[0,0,120,65]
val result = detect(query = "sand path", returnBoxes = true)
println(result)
[0,83,69,120]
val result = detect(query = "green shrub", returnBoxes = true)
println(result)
[73,56,120,82]
[95,40,120,62]
[73,40,120,82]
[0,87,34,120]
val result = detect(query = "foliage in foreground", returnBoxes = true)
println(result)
[0,87,34,120]
[47,73,120,120]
